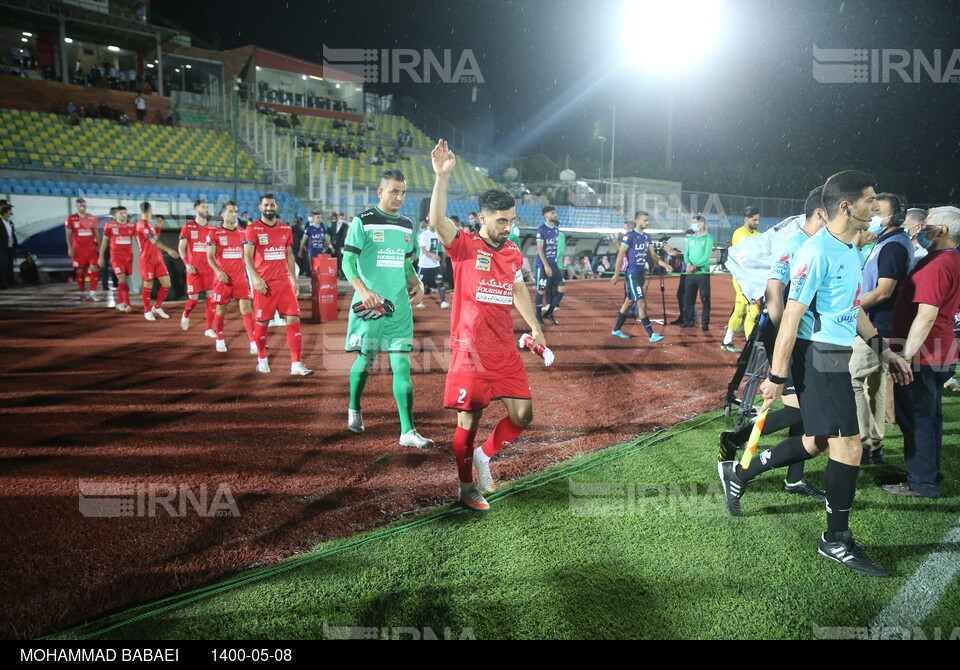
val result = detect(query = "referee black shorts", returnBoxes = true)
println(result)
[792,339,859,438]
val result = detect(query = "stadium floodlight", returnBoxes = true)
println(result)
[107,45,120,52]
[63,37,73,43]
[620,0,721,72]
[21,37,28,43]
[23,32,33,37]
[146,63,154,68]
[185,64,192,69]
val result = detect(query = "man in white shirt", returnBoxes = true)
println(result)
[415,218,448,308]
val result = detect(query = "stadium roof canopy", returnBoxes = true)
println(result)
[0,0,180,48]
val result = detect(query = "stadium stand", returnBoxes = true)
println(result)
[0,108,265,183]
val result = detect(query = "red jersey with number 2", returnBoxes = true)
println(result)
[443,231,523,354]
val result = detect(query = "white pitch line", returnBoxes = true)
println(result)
[868,516,960,637]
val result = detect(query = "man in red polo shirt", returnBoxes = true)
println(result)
[886,206,960,499]
[65,197,101,301]
[179,198,217,337]
[243,193,312,376]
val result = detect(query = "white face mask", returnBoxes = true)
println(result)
[868,216,885,236]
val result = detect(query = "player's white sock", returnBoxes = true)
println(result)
[723,328,735,345]
[473,446,491,464]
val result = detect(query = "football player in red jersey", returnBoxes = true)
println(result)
[97,205,137,312]
[179,199,217,338]
[206,201,257,354]
[429,140,546,511]
[243,193,313,376]
[65,197,101,301]
[136,201,179,321]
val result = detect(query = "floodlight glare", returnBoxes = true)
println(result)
[621,0,721,72]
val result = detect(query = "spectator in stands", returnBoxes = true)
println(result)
[127,68,137,91]
[20,252,40,285]
[99,101,111,119]
[118,111,130,126]
[134,94,146,122]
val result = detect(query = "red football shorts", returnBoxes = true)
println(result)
[211,273,252,304]
[444,347,531,411]
[71,248,99,269]
[185,268,213,295]
[139,256,169,281]
[111,257,133,277]
[252,281,300,320]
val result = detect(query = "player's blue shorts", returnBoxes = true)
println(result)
[535,262,565,292]
[624,269,646,301]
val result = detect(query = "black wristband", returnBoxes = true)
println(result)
[768,372,788,385]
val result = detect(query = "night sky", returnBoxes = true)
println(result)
[154,0,960,203]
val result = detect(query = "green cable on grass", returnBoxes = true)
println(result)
[50,411,723,640]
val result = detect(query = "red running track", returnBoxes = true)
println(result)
[0,275,740,638]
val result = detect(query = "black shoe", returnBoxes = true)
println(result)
[818,531,888,577]
[717,461,746,517]
[537,316,548,327]
[679,321,694,329]
[783,479,827,500]
[861,447,884,465]
[701,324,709,332]
[718,431,740,462]
[670,318,685,325]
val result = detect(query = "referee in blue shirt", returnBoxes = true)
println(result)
[718,170,913,577]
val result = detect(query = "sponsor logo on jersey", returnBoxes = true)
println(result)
[372,230,385,242]
[258,234,269,245]
[191,230,199,239]
[220,237,228,246]
[375,246,406,268]
[476,256,491,271]
[852,283,862,309]
[404,235,410,243]
[475,277,512,304]
[793,263,808,280]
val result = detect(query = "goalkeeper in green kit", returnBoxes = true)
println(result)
[343,169,434,448]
